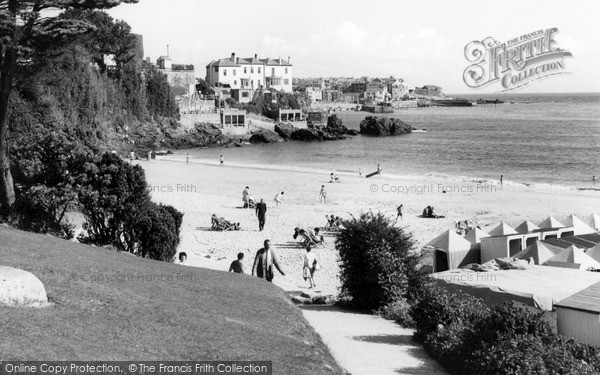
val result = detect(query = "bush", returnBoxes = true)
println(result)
[78,153,183,261]
[122,202,182,261]
[380,298,414,327]
[335,211,425,311]
[9,124,95,237]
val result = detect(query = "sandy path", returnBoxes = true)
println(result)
[300,305,447,375]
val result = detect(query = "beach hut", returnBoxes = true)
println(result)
[515,220,541,234]
[487,222,518,236]
[514,241,558,265]
[555,281,600,347]
[544,245,600,270]
[585,213,600,231]
[480,222,525,263]
[514,220,543,247]
[463,228,490,250]
[425,230,475,272]
[586,244,600,263]
[561,215,596,235]
[538,217,566,229]
[537,216,569,240]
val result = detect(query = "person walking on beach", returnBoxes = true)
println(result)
[220,154,224,166]
[303,245,319,289]
[396,204,403,222]
[593,175,597,183]
[319,185,327,204]
[242,186,250,208]
[377,164,382,177]
[255,199,268,231]
[186,153,189,164]
[274,191,284,208]
[359,168,362,177]
[500,175,503,185]
[252,240,285,282]
[229,252,245,274]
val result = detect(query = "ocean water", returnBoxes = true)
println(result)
[178,93,600,191]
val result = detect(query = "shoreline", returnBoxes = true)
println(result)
[140,158,600,297]
[158,155,600,195]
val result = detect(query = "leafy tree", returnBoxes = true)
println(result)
[335,211,425,310]
[144,62,178,118]
[0,0,138,217]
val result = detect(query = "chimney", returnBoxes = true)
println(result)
[254,53,257,60]
[288,56,291,63]
[231,52,235,62]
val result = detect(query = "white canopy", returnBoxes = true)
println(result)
[513,241,557,265]
[487,222,518,236]
[538,216,566,229]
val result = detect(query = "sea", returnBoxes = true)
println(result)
[177,93,600,192]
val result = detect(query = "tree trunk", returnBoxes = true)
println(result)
[0,46,17,215]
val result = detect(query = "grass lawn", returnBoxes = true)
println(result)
[0,226,343,374]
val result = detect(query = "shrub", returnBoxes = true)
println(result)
[78,152,151,246]
[380,298,414,327]
[122,202,182,261]
[335,211,425,311]
[9,124,94,237]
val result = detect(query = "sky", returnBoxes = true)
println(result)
[108,0,600,94]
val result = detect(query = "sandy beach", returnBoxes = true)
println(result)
[139,156,600,296]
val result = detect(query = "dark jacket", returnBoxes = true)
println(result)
[252,247,284,281]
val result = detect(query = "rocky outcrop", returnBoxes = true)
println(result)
[249,129,282,144]
[275,123,295,140]
[284,115,356,141]
[359,116,415,136]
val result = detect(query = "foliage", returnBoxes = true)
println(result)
[0,0,139,214]
[144,62,179,119]
[380,298,414,327]
[195,78,213,95]
[78,153,182,261]
[9,122,95,237]
[411,284,600,374]
[335,211,425,311]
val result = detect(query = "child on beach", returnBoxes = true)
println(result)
[303,245,319,289]
[274,192,284,208]
[178,252,187,265]
[229,252,245,274]
[396,204,403,222]
[319,185,327,204]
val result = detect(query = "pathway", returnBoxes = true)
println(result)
[300,305,447,375]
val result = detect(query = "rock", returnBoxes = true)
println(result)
[291,295,313,304]
[275,123,295,139]
[359,116,415,136]
[249,129,282,143]
[0,266,49,307]
[291,128,320,141]
[346,129,359,136]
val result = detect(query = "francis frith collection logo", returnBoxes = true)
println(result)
[463,27,572,91]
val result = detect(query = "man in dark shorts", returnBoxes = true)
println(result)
[255,199,267,231]
[229,252,245,274]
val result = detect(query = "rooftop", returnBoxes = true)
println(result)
[555,281,600,313]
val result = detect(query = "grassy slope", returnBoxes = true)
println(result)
[0,227,342,374]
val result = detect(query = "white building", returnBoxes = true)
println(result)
[205,53,293,95]
[306,87,323,103]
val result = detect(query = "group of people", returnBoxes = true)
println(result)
[325,215,343,231]
[219,239,319,289]
[422,205,438,218]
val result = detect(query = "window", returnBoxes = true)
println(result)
[223,69,227,76]
[258,67,261,74]
[285,68,288,74]
[233,69,236,76]
[258,80,261,86]
[284,79,289,85]
[244,67,247,74]
[271,68,275,76]
[242,91,249,98]
[214,67,218,72]
[251,67,254,73]
[234,80,237,85]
